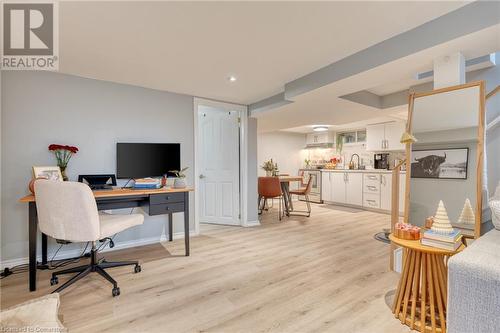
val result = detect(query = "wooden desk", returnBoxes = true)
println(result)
[389,234,464,333]
[279,176,302,215]
[19,187,193,292]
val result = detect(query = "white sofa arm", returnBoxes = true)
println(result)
[448,230,500,333]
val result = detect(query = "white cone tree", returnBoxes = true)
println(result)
[458,198,475,225]
[431,200,454,234]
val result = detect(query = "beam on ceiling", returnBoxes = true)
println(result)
[284,1,500,100]
[249,1,500,114]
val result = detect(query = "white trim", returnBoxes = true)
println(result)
[0,230,199,270]
[244,220,260,227]
[487,114,500,132]
[193,98,249,230]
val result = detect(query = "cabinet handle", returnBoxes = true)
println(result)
[367,199,377,206]
[368,175,377,180]
[367,185,377,191]
[385,139,389,149]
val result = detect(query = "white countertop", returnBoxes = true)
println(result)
[320,169,406,173]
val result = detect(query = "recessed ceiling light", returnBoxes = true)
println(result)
[227,75,237,82]
[313,126,328,132]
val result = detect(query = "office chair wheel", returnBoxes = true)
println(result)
[50,276,58,286]
[112,286,120,297]
[134,264,142,273]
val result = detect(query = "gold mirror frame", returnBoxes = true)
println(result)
[404,81,486,239]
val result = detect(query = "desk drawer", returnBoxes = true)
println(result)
[149,202,184,216]
[150,192,184,205]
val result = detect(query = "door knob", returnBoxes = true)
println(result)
[199,174,206,179]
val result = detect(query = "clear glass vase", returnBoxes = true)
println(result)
[59,166,68,181]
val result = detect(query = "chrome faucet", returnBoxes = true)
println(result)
[349,154,360,170]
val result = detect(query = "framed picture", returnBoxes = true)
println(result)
[32,166,64,181]
[411,148,468,179]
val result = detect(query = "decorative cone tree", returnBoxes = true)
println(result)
[458,198,475,225]
[431,200,454,234]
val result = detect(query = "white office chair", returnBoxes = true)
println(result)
[34,180,144,297]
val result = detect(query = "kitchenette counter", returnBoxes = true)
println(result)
[320,169,405,173]
[321,167,405,214]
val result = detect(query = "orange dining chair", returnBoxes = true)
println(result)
[258,177,283,221]
[289,175,313,217]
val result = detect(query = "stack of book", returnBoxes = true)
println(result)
[133,178,161,189]
[421,229,462,251]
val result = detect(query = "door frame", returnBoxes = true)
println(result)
[193,97,249,232]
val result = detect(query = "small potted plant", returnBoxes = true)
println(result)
[261,159,276,177]
[48,144,79,181]
[169,167,189,188]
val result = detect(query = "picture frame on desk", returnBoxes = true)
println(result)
[32,166,63,181]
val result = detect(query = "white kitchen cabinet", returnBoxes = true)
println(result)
[331,172,346,203]
[380,173,392,211]
[306,132,335,146]
[322,172,362,206]
[385,122,405,151]
[379,172,405,214]
[321,172,332,202]
[345,173,363,206]
[366,122,405,152]
[366,124,386,151]
[321,171,399,211]
[363,193,380,209]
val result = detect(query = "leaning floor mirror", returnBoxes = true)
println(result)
[405,81,486,239]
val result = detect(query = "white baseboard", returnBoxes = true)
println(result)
[0,230,198,270]
[244,220,260,227]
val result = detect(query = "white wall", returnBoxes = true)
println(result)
[1,71,197,263]
[467,58,500,196]
[247,118,259,223]
[257,130,305,176]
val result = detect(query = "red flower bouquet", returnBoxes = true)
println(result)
[48,144,79,180]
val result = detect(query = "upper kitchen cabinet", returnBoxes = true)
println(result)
[306,131,335,147]
[366,122,405,151]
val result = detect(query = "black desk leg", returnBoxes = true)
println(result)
[168,213,173,242]
[28,202,37,291]
[41,233,48,265]
[184,192,190,256]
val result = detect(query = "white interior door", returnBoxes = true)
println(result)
[198,106,240,225]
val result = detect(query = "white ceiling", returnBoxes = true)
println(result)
[255,24,500,133]
[59,1,468,105]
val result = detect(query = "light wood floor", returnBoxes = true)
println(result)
[1,202,411,333]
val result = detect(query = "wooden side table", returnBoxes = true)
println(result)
[389,234,465,333]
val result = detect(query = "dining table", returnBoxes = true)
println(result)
[278,176,303,216]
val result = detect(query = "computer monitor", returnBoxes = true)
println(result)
[116,143,181,179]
